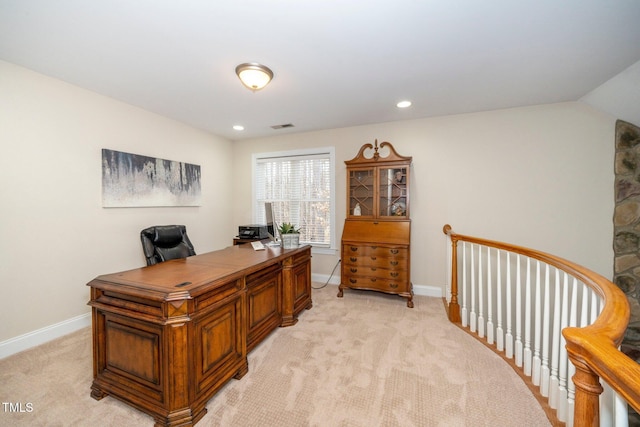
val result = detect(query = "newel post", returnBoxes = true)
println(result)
[443,225,461,323]
[566,345,603,427]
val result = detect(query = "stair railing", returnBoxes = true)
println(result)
[443,224,640,427]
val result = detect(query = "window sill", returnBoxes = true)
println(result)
[310,246,338,256]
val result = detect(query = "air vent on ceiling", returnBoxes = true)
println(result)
[271,123,295,130]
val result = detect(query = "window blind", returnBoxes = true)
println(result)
[254,151,332,247]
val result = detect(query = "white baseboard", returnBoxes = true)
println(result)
[312,272,341,286]
[312,273,443,298]
[412,284,443,298]
[0,312,91,360]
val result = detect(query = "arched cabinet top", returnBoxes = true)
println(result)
[345,140,412,166]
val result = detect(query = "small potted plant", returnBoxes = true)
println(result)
[278,222,301,249]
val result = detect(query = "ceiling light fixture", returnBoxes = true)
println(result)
[235,63,274,91]
[396,100,412,108]
[233,125,245,131]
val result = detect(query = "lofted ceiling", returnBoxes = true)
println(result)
[1,0,640,141]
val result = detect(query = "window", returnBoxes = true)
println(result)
[253,147,335,251]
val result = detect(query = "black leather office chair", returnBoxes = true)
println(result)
[140,225,196,266]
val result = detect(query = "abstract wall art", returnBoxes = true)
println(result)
[102,149,201,207]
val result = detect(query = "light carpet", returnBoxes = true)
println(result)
[0,284,550,426]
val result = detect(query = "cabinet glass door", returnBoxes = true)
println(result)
[379,167,408,218]
[348,168,374,217]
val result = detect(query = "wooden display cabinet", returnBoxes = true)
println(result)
[338,140,413,307]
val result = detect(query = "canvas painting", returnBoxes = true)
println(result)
[102,149,201,207]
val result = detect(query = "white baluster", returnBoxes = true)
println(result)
[496,249,504,351]
[590,289,600,323]
[515,255,523,367]
[614,388,629,427]
[599,379,630,427]
[557,273,570,422]
[470,244,477,333]
[532,260,542,386]
[549,268,561,409]
[461,242,468,327]
[524,257,532,376]
[487,247,494,344]
[580,283,589,328]
[540,263,551,397]
[478,246,485,338]
[566,278,579,427]
[505,252,514,359]
[600,379,614,427]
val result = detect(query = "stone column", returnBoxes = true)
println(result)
[613,119,640,425]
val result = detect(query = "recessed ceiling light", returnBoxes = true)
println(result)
[396,100,412,108]
[233,125,245,131]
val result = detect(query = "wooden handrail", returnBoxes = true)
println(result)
[443,224,640,426]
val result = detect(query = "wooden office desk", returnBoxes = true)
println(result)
[87,244,311,427]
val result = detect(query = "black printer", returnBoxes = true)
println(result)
[238,224,270,239]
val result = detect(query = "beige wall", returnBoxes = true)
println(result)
[232,102,616,291]
[0,61,233,342]
[0,59,617,344]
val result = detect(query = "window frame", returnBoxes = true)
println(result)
[252,146,336,255]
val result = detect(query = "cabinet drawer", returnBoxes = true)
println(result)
[344,276,408,293]
[343,245,407,259]
[343,256,406,270]
[344,266,408,282]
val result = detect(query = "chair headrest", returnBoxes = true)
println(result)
[151,226,186,248]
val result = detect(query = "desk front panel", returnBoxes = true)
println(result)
[246,263,282,352]
[192,292,246,400]
[90,279,248,427]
